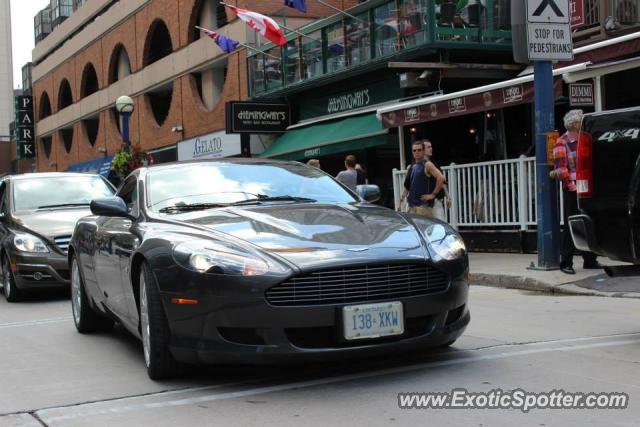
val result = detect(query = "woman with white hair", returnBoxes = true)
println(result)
[551,109,602,274]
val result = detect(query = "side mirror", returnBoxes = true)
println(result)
[91,197,134,220]
[356,185,381,203]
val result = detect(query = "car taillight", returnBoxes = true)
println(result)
[576,131,593,198]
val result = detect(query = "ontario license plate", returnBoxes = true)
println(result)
[343,302,404,340]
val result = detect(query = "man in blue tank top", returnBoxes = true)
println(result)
[399,140,445,217]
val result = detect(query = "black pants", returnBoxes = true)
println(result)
[561,187,597,268]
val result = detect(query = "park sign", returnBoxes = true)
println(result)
[526,0,574,61]
[14,96,35,159]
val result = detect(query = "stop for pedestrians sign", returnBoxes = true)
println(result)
[526,0,573,61]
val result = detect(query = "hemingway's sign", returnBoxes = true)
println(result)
[327,89,370,114]
[226,102,291,134]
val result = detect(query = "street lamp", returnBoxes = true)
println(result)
[115,95,134,145]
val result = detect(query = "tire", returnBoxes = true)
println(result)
[2,255,22,303]
[70,255,114,333]
[140,261,178,380]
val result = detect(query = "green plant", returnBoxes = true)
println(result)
[111,143,154,177]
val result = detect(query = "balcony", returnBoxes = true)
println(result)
[573,0,640,44]
[248,0,512,98]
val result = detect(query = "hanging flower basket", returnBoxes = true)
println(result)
[111,142,154,178]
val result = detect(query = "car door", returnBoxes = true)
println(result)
[94,177,138,318]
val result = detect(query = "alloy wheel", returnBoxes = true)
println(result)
[140,272,151,367]
[71,260,81,326]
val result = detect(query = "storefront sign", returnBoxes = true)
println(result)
[226,102,291,134]
[503,85,524,104]
[178,130,241,160]
[298,79,403,120]
[569,82,594,106]
[571,0,584,28]
[14,96,35,159]
[380,79,564,128]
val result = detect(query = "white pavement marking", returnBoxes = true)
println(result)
[37,333,640,423]
[0,317,72,329]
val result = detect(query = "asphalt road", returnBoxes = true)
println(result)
[0,286,638,427]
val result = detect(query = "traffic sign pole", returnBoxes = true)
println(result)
[534,61,560,269]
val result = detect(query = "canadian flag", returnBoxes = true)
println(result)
[228,5,287,46]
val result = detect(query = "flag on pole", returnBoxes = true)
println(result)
[284,0,307,13]
[199,27,240,53]
[228,5,287,46]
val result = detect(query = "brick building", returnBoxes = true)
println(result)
[32,0,357,173]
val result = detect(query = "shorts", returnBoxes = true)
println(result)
[408,205,434,217]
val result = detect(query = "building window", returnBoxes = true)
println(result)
[301,30,322,80]
[346,12,371,66]
[399,0,428,48]
[146,83,173,126]
[83,113,100,146]
[60,128,74,154]
[265,46,283,91]
[144,19,173,66]
[325,22,345,73]
[374,2,399,57]
[40,137,52,159]
[190,0,228,43]
[81,63,99,98]
[39,92,52,120]
[108,44,132,84]
[58,79,73,111]
[285,39,301,84]
[191,59,227,111]
[34,7,52,43]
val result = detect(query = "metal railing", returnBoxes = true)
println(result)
[574,0,640,42]
[393,156,565,230]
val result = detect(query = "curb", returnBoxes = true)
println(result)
[472,273,640,299]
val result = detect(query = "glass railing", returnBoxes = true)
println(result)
[248,0,512,97]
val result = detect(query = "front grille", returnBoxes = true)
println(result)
[266,264,450,307]
[54,235,71,254]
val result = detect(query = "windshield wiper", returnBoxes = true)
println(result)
[230,195,317,206]
[158,203,228,213]
[37,203,90,209]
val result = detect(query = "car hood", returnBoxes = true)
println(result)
[14,208,91,238]
[177,203,428,270]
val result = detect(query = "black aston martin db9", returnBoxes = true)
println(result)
[69,159,469,379]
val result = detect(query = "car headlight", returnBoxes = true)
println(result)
[172,240,272,276]
[424,223,466,261]
[13,232,49,253]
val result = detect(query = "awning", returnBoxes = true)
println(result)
[377,62,588,128]
[260,113,388,160]
[66,155,114,177]
[563,56,640,83]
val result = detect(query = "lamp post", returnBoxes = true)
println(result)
[115,95,134,145]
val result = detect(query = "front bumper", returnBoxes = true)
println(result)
[163,276,470,365]
[9,251,70,290]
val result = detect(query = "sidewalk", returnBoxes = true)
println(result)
[469,253,640,299]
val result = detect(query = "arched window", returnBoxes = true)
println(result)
[144,19,173,66]
[60,127,74,153]
[58,79,73,110]
[108,44,132,84]
[39,92,52,119]
[40,137,52,159]
[81,63,99,98]
[83,113,100,146]
[189,0,228,43]
[145,82,173,126]
[191,58,227,111]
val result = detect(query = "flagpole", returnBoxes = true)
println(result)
[313,0,367,24]
[195,26,282,60]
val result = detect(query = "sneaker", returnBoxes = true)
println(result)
[560,265,576,275]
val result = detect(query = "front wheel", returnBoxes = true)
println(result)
[70,255,113,333]
[2,255,22,303]
[140,262,178,380]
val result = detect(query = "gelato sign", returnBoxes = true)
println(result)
[178,130,241,161]
[226,102,291,134]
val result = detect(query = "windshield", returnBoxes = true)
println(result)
[12,175,115,211]
[147,162,358,212]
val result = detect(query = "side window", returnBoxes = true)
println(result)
[0,182,7,214]
[117,177,138,216]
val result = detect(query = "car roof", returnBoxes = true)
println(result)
[6,172,104,181]
[138,158,303,173]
